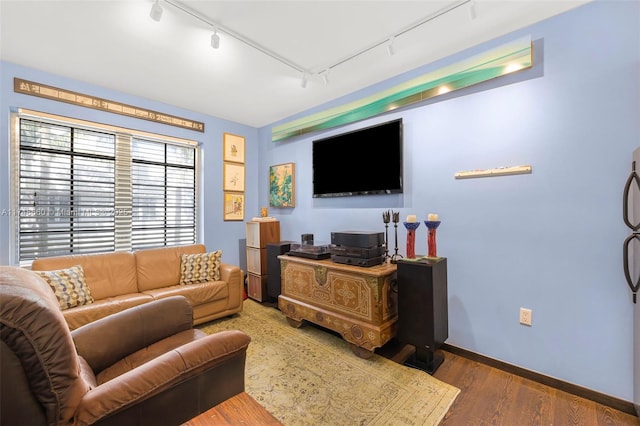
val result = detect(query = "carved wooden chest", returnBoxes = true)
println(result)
[277,254,397,358]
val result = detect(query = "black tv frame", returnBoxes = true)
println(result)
[312,118,403,198]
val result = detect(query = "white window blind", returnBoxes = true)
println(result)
[11,111,199,264]
[131,138,196,250]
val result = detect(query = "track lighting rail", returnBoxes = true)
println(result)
[164,0,305,73]
[158,0,472,86]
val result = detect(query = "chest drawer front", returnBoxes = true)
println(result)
[281,261,395,322]
[246,247,267,274]
[246,221,280,248]
[247,273,268,302]
[246,222,261,248]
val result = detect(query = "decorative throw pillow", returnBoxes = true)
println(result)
[180,250,222,285]
[34,265,94,310]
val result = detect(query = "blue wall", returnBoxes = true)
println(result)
[259,1,639,400]
[0,62,258,269]
[0,0,638,403]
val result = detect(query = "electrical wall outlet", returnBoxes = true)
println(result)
[519,308,532,326]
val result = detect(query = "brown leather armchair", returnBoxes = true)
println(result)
[0,266,251,426]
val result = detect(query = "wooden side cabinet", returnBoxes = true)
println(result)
[245,220,280,301]
[396,257,448,374]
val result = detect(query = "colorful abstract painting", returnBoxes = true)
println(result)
[269,163,295,208]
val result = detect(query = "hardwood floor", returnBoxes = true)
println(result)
[266,303,638,425]
[377,340,640,425]
[434,350,639,426]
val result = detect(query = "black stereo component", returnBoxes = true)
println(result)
[330,254,385,267]
[330,231,384,248]
[287,243,331,260]
[287,250,331,260]
[329,245,385,259]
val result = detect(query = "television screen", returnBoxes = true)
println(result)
[312,119,403,198]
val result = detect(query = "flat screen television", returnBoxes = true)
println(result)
[312,118,403,198]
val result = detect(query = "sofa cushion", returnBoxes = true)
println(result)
[0,267,91,424]
[95,329,206,385]
[77,356,98,389]
[34,265,94,310]
[32,251,138,300]
[143,281,228,307]
[62,293,155,331]
[180,251,222,285]
[135,244,206,291]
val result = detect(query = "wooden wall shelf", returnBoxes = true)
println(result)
[454,165,532,179]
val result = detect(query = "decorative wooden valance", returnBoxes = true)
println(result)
[14,78,204,132]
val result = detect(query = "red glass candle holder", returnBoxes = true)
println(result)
[425,220,441,257]
[403,221,420,259]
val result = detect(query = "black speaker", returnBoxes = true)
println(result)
[397,257,448,374]
[266,241,294,302]
[238,238,247,273]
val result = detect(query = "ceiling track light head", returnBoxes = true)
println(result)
[211,30,220,49]
[301,73,308,88]
[386,38,395,56]
[150,0,163,22]
[468,1,477,20]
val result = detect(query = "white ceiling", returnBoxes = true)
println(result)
[0,0,590,128]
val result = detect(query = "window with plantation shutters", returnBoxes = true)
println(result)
[131,138,196,250]
[11,110,199,265]
[18,119,117,260]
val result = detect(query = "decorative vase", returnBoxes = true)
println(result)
[403,222,420,259]
[424,220,441,257]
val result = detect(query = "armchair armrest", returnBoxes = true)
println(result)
[73,330,251,426]
[72,296,193,373]
[220,262,241,286]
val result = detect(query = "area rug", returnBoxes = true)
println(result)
[198,300,460,425]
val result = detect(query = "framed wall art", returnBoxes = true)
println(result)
[223,162,245,192]
[269,162,295,208]
[223,133,245,164]
[223,192,245,221]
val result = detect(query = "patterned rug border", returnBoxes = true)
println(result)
[199,300,460,425]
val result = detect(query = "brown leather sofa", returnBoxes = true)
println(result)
[0,266,251,426]
[31,244,243,330]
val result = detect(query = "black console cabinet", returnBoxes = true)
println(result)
[397,257,448,374]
